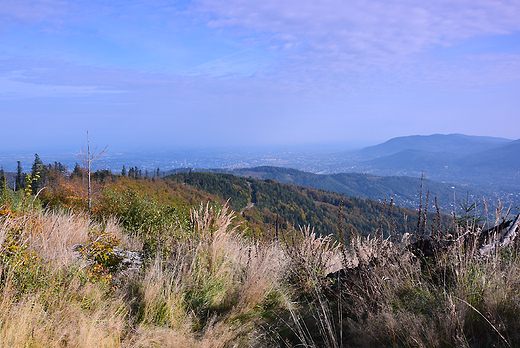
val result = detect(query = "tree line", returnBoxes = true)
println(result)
[2,155,454,240]
[165,171,454,239]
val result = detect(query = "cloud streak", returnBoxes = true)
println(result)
[0,0,70,24]
[195,0,520,71]
[0,77,125,99]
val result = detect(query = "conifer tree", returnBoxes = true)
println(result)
[15,161,23,191]
[0,167,7,204]
[121,165,127,176]
[31,154,42,175]
[0,167,6,188]
[53,161,67,174]
[31,153,44,194]
[71,163,83,179]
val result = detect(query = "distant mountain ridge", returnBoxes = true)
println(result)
[3,133,517,211]
[355,133,511,160]
[163,133,519,211]
[329,134,519,193]
[460,139,520,170]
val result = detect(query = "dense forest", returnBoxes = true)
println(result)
[166,171,453,239]
[167,165,508,212]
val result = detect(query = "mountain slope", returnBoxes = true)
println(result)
[461,139,520,171]
[226,166,494,211]
[355,133,511,160]
[165,171,453,238]
[344,138,520,188]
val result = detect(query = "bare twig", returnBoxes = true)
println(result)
[79,130,108,212]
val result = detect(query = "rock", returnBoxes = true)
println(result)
[112,247,143,271]
[72,244,143,271]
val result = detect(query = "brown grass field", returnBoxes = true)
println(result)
[1,196,520,347]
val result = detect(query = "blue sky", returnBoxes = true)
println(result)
[1,0,519,153]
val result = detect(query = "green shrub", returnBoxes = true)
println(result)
[93,187,191,259]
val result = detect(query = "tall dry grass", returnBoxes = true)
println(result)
[0,204,293,347]
[3,200,519,347]
[284,216,520,348]
[0,209,128,347]
[0,268,127,347]
[121,203,288,347]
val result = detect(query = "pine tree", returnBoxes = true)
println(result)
[31,153,44,194]
[16,161,23,191]
[54,161,67,174]
[121,165,127,176]
[31,154,43,175]
[0,167,7,204]
[0,167,6,188]
[71,163,83,179]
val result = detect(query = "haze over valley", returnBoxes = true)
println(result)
[2,133,519,214]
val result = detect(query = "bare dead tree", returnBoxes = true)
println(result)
[79,130,107,212]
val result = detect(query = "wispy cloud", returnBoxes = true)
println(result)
[195,0,520,71]
[0,59,127,98]
[421,53,520,85]
[0,76,126,99]
[185,48,277,77]
[0,0,70,24]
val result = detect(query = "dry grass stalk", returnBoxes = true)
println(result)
[3,199,519,347]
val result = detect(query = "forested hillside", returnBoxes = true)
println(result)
[220,166,497,211]
[327,134,520,198]
[166,171,453,238]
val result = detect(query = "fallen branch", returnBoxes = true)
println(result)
[480,214,520,255]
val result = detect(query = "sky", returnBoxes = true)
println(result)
[1,0,519,153]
